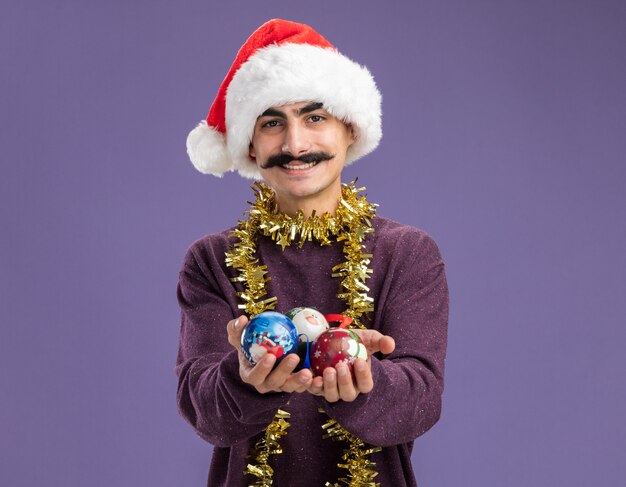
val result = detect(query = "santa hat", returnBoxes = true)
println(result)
[186,19,382,179]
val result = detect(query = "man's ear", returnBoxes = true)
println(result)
[347,123,357,145]
[249,143,256,160]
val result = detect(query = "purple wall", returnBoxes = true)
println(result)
[2,1,625,485]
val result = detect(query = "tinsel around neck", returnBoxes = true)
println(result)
[226,181,378,320]
[246,181,378,250]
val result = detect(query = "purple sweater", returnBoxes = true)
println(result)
[176,216,448,486]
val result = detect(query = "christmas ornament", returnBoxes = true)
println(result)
[286,307,329,342]
[241,311,299,366]
[310,328,368,377]
[286,307,329,371]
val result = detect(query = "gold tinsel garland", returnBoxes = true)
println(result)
[244,409,291,486]
[225,181,381,486]
[321,409,382,487]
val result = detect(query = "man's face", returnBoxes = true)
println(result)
[249,101,355,211]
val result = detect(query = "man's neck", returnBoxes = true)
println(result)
[273,184,342,218]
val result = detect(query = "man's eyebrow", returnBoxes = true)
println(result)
[259,107,286,118]
[297,102,324,115]
[258,102,324,119]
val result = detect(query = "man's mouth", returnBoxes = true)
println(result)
[280,161,318,170]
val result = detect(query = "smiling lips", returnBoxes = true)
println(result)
[281,161,318,170]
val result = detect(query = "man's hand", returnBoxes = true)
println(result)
[227,316,313,394]
[307,329,396,402]
[351,328,396,356]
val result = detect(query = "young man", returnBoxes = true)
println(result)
[177,19,448,486]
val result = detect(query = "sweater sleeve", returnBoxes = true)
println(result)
[320,230,449,447]
[175,241,290,447]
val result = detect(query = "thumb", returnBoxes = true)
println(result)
[379,335,396,355]
[227,315,249,350]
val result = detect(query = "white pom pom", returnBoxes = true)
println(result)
[186,121,233,176]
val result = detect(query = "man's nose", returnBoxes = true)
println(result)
[282,123,311,155]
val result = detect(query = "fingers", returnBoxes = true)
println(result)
[352,329,396,355]
[241,353,313,394]
[280,368,313,393]
[308,376,325,396]
[241,352,277,387]
[266,357,313,393]
[262,354,300,391]
[311,357,374,402]
[353,358,373,394]
[322,367,339,402]
[379,335,396,355]
[227,315,249,350]
[335,363,358,402]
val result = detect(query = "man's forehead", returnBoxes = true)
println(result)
[259,102,324,118]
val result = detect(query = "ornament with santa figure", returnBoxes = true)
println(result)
[241,311,299,366]
[285,307,330,370]
[285,307,329,342]
[310,328,368,377]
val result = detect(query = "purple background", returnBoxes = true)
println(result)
[2,1,625,485]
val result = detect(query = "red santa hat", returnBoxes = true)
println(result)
[186,19,382,179]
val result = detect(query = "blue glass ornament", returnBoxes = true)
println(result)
[241,311,299,366]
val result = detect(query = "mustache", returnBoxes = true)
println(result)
[259,151,334,169]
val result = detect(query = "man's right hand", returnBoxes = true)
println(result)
[227,316,313,394]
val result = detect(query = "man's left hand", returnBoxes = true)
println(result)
[307,329,395,402]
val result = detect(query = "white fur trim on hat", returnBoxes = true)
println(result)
[186,121,233,176]
[225,43,382,179]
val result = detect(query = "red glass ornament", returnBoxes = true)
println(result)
[310,328,367,377]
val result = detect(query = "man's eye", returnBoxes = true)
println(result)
[308,115,325,122]
[262,120,281,128]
